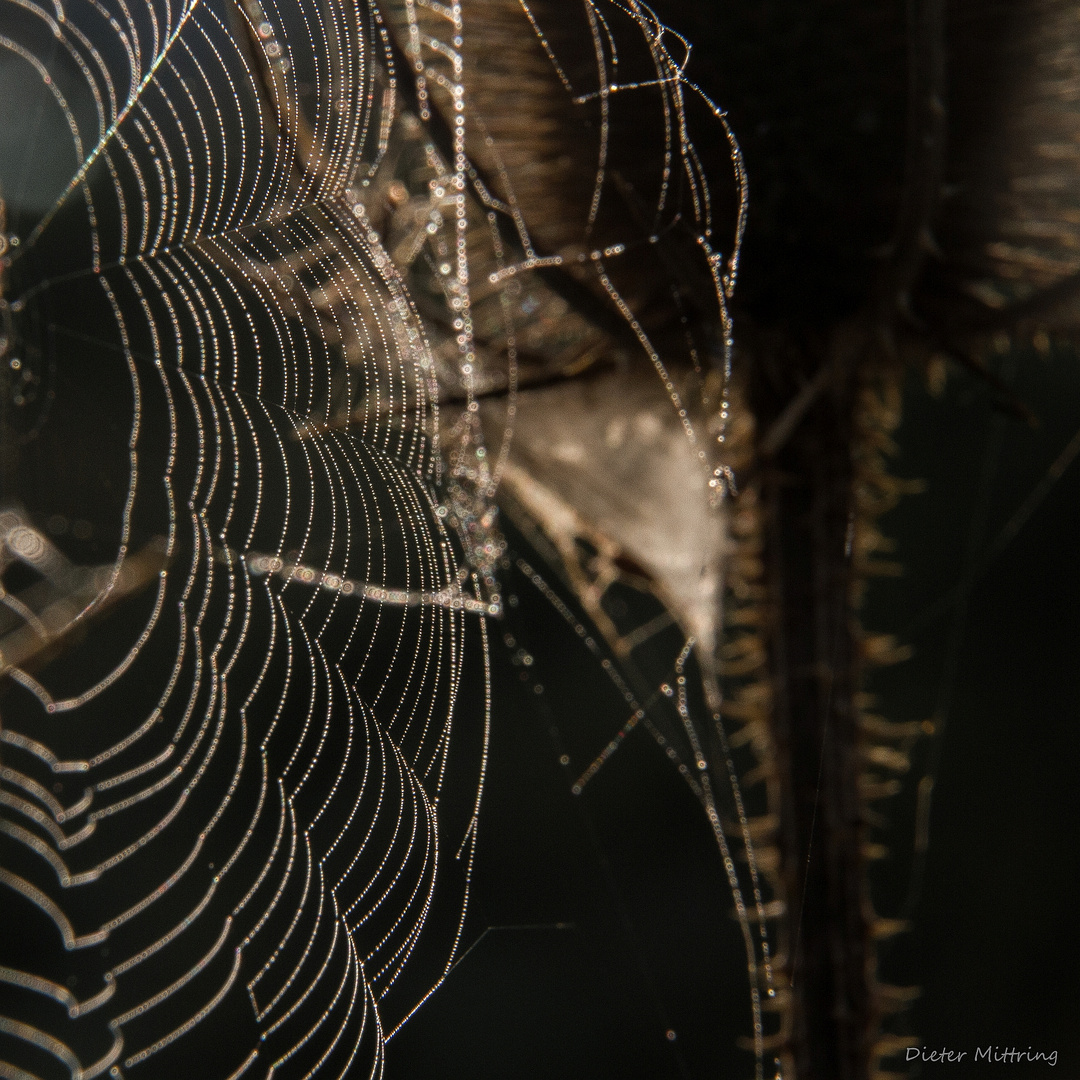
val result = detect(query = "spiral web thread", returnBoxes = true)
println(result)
[0,0,775,1075]
[0,0,488,1075]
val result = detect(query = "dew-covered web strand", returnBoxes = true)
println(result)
[532,0,748,496]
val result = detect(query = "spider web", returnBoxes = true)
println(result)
[0,0,489,1076]
[362,2,781,1075]
[0,0,776,1076]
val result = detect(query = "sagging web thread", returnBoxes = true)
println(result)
[0,0,777,1075]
